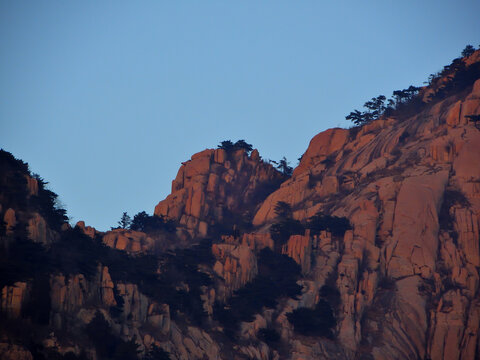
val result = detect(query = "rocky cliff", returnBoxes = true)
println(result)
[154,147,285,238]
[1,50,479,360]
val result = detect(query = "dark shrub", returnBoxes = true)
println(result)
[439,189,470,233]
[86,311,140,360]
[50,227,102,279]
[319,284,341,309]
[287,299,336,338]
[257,328,281,345]
[218,139,253,154]
[22,273,51,325]
[130,211,176,233]
[0,149,30,211]
[214,248,302,337]
[270,202,305,250]
[31,175,68,231]
[0,237,50,288]
[461,45,475,57]
[144,345,171,360]
[306,213,351,237]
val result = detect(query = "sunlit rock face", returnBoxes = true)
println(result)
[1,51,479,360]
[154,147,284,238]
[241,78,480,359]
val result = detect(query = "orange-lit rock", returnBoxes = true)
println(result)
[212,243,258,299]
[102,228,154,254]
[387,171,449,279]
[293,128,349,177]
[283,234,312,274]
[155,147,284,238]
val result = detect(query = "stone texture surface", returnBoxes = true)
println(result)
[212,243,258,300]
[154,148,284,238]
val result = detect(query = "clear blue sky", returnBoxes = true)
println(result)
[1,1,479,230]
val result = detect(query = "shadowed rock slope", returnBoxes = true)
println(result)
[1,50,480,360]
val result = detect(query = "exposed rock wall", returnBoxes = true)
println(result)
[154,148,283,238]
[244,77,480,359]
[212,243,258,300]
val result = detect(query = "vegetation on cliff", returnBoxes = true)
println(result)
[346,44,480,126]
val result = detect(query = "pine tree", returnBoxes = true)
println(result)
[118,212,131,229]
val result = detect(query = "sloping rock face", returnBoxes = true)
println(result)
[247,78,480,358]
[154,148,284,238]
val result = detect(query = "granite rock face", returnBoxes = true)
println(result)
[1,51,480,360]
[241,78,480,359]
[154,148,284,238]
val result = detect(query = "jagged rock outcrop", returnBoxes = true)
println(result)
[155,148,284,238]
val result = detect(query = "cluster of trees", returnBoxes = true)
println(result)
[116,211,176,233]
[346,86,421,125]
[306,212,352,237]
[287,299,336,338]
[0,150,68,232]
[217,139,253,154]
[461,44,476,57]
[270,202,351,250]
[270,201,304,251]
[0,149,30,212]
[427,57,480,102]
[346,44,478,126]
[217,140,294,176]
[269,156,293,176]
[286,284,340,338]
